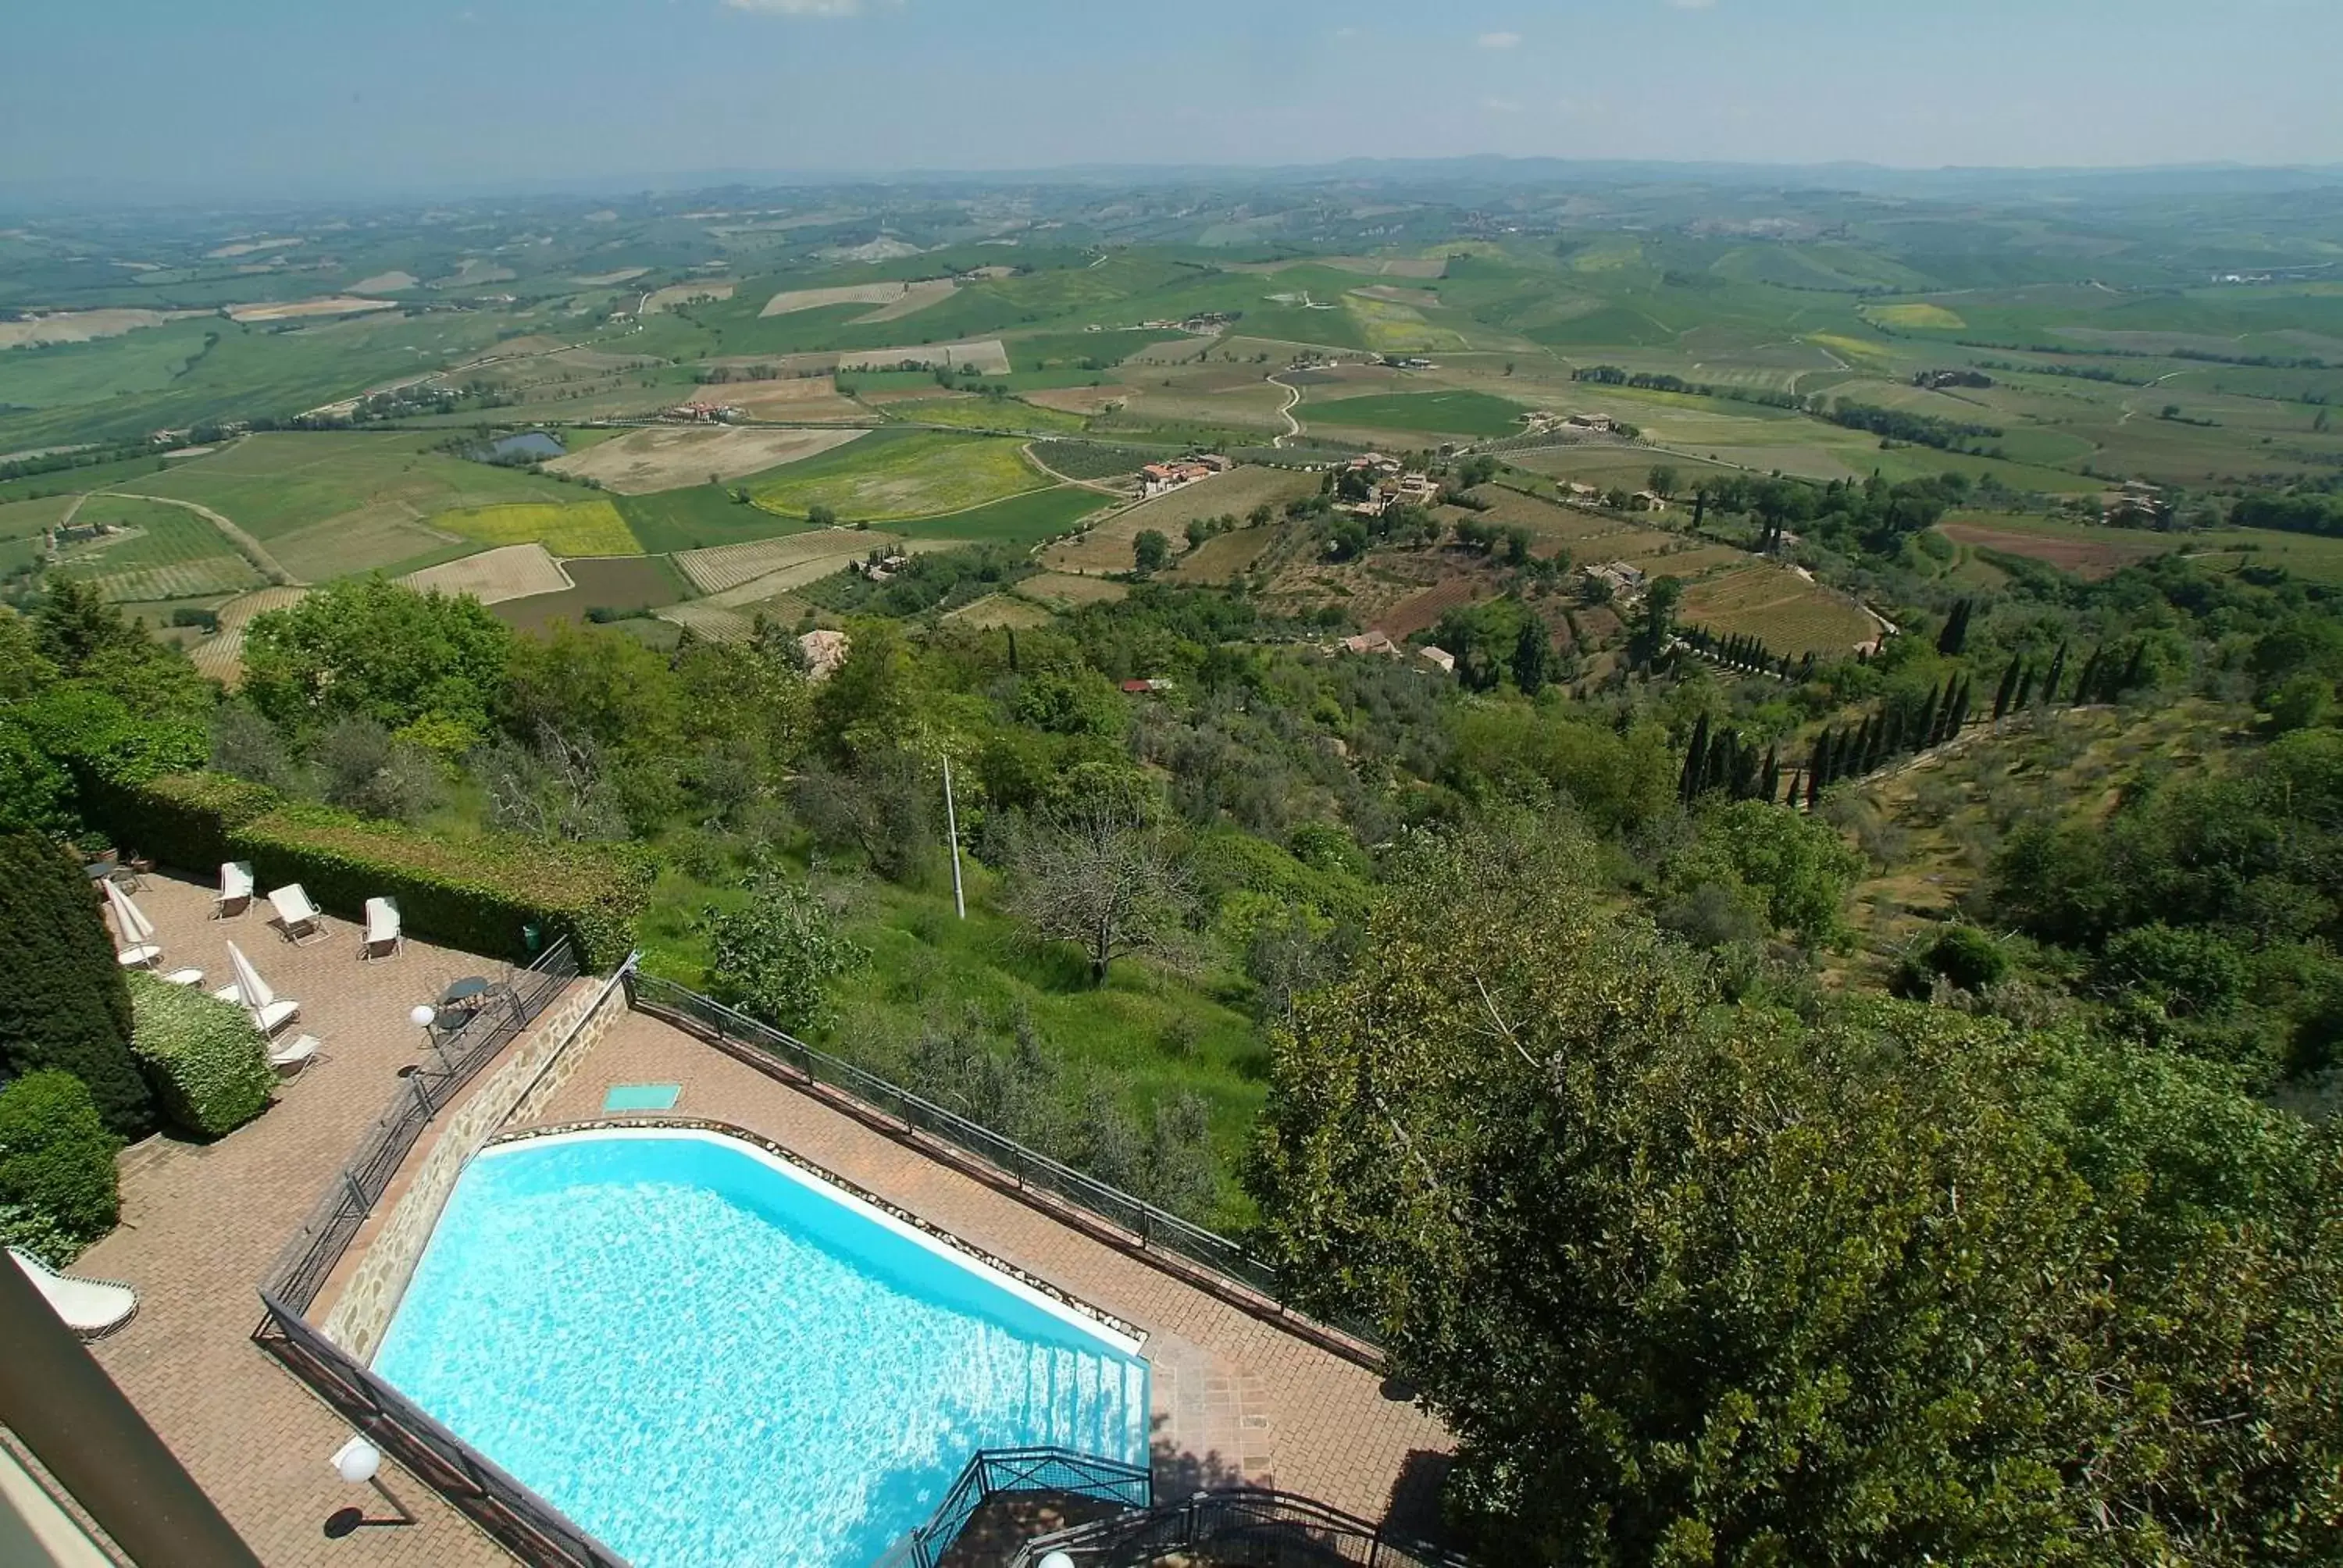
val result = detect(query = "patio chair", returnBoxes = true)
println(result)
[269,882,326,945]
[269,1034,323,1077]
[361,896,403,960]
[9,1247,137,1338]
[217,943,301,1036]
[216,861,255,918]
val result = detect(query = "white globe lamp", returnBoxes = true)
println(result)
[331,1436,380,1485]
[1039,1553,1078,1568]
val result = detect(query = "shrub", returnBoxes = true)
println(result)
[1895,924,2011,997]
[704,861,867,1035]
[71,772,651,971]
[237,804,651,972]
[127,971,276,1138]
[0,830,152,1139]
[0,1071,120,1260]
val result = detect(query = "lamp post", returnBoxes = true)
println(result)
[408,1003,453,1071]
[323,1436,415,1537]
[1038,1552,1077,1568]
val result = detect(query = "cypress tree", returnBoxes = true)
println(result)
[1936,598,1973,656]
[1809,732,1834,800]
[1728,736,1758,800]
[1785,763,1805,810]
[1853,714,1878,775]
[1992,654,2021,721]
[1681,715,1711,805]
[2014,663,2038,710]
[2119,641,2149,697]
[2043,642,2069,707]
[1007,628,1020,672]
[2073,647,2105,706]
[1760,745,1781,806]
[0,832,152,1139]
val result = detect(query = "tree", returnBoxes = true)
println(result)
[1184,517,1209,552]
[807,502,840,529]
[1511,615,1552,696]
[704,860,868,1035]
[1132,529,1172,573]
[0,831,152,1139]
[1004,802,1189,982]
[1673,797,1865,946]
[1936,597,1974,656]
[1254,826,2343,1568]
[241,577,512,743]
[1646,463,1681,501]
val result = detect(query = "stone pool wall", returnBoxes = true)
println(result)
[321,967,633,1359]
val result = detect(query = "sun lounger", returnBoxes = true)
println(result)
[216,861,255,918]
[269,883,326,944]
[9,1247,137,1338]
[362,896,403,960]
[269,1034,322,1076]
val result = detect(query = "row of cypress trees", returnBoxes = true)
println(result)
[1679,625,1821,684]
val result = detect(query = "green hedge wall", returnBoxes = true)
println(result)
[127,971,276,1139]
[0,1071,120,1263]
[81,771,279,872]
[91,772,650,972]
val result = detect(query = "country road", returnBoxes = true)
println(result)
[1267,375,1303,447]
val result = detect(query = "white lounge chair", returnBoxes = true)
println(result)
[269,882,326,945]
[216,861,255,918]
[362,896,402,960]
[218,942,301,1035]
[269,1033,322,1076]
[9,1247,137,1338]
[103,878,163,971]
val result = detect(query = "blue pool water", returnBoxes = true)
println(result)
[373,1129,1150,1568]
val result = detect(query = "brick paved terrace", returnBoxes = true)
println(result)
[66,870,1451,1565]
[77,871,535,1568]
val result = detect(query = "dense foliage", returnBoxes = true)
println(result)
[1256,825,2343,1566]
[0,1071,122,1264]
[126,971,277,1139]
[0,829,152,1139]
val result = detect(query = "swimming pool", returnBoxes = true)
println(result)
[372,1128,1150,1568]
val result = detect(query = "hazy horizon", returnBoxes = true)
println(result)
[8,0,2340,204]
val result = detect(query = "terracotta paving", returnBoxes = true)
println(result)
[63,871,1450,1566]
[76,872,520,1567]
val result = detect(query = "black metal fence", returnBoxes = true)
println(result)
[1007,1488,1473,1568]
[250,938,622,1567]
[260,938,577,1315]
[627,973,1384,1352]
[873,1448,1153,1568]
[254,1292,625,1566]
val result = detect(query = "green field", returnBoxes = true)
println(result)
[615,484,803,554]
[750,430,1047,522]
[50,495,265,602]
[135,431,586,540]
[893,395,1089,437]
[888,485,1112,546]
[1304,389,1535,439]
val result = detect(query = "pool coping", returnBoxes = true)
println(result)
[483,1116,1150,1352]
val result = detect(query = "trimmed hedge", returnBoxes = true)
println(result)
[82,770,279,872]
[127,971,276,1138]
[0,1071,120,1262]
[0,831,153,1139]
[90,772,649,972]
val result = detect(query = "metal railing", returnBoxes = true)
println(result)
[1007,1488,1472,1568]
[261,937,579,1315]
[873,1448,1153,1568]
[249,937,620,1567]
[255,1292,622,1567]
[627,973,1385,1352]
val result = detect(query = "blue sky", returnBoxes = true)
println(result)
[7,0,2339,197]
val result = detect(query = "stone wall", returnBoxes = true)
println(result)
[320,968,633,1359]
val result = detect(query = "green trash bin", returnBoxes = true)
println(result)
[522,921,543,957]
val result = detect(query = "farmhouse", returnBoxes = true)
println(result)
[1418,645,1457,675]
[1567,414,1618,433]
[665,402,739,424]
[1589,561,1649,598]
[1340,629,1400,657]
[797,628,851,681]
[1139,459,1218,497]
[1632,491,1671,514]
[1389,473,1442,508]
